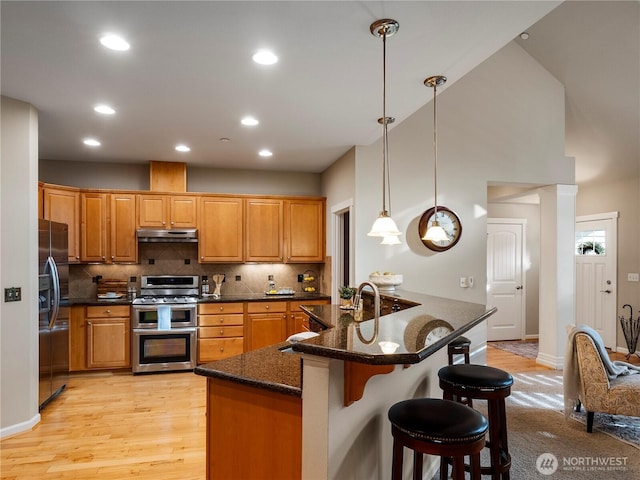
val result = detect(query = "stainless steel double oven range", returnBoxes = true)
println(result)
[131,275,198,374]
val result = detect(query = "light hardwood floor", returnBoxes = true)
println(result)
[2,346,637,479]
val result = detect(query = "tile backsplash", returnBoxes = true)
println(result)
[70,243,328,298]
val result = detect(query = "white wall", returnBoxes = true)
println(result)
[1,96,40,436]
[39,160,322,196]
[353,42,574,303]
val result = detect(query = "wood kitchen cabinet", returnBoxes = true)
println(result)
[81,192,108,262]
[198,196,244,263]
[42,185,81,263]
[70,305,130,371]
[287,299,330,337]
[109,193,138,262]
[245,198,284,262]
[284,199,325,263]
[80,192,137,263]
[86,305,131,369]
[137,194,197,228]
[245,197,325,263]
[198,303,244,363]
[246,301,287,351]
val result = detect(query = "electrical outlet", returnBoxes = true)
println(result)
[298,274,304,283]
[628,273,640,282]
[235,275,241,282]
[130,276,137,283]
[184,258,190,265]
[149,259,155,265]
[459,277,469,288]
[268,274,274,281]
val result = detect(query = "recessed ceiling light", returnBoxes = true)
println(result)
[175,144,191,152]
[83,138,101,147]
[252,50,278,65]
[241,116,259,126]
[258,149,273,158]
[100,34,130,51]
[94,104,115,115]
[219,137,231,142]
[519,32,530,40]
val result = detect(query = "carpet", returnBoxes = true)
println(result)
[431,371,640,479]
[489,340,539,359]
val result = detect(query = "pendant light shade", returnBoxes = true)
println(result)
[422,75,447,242]
[367,19,401,242]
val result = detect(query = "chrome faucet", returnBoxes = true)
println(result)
[354,281,381,320]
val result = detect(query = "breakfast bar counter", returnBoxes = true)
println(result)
[195,290,496,480]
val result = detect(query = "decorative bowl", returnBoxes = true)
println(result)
[368,273,403,291]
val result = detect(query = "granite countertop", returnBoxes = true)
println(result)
[194,342,303,396]
[195,289,496,394]
[68,292,330,307]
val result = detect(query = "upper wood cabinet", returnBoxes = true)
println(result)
[244,197,325,263]
[81,192,108,263]
[110,193,137,263]
[80,192,137,263]
[198,196,244,263]
[42,185,81,263]
[284,199,325,263]
[245,198,284,262]
[137,194,197,228]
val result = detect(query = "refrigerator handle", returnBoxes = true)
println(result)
[46,256,60,328]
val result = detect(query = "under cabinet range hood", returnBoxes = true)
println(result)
[136,228,198,243]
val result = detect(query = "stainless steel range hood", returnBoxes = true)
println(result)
[136,229,198,243]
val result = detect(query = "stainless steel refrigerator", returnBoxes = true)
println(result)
[38,219,69,410]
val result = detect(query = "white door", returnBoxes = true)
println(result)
[487,220,525,341]
[575,214,617,348]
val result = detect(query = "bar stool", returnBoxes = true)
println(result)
[388,398,488,480]
[448,336,471,365]
[438,364,513,479]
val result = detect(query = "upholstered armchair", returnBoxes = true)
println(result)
[574,332,640,432]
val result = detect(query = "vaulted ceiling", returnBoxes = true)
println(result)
[2,1,638,187]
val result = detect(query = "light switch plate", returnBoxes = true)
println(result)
[628,273,640,282]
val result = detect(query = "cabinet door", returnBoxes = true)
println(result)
[43,186,80,262]
[284,199,325,263]
[81,192,108,263]
[138,194,167,227]
[69,306,88,372]
[110,193,137,263]
[86,317,130,368]
[170,195,197,228]
[287,299,330,337]
[198,196,244,262]
[245,198,283,262]
[247,313,286,351]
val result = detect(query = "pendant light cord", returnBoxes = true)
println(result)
[381,29,388,214]
[432,79,438,220]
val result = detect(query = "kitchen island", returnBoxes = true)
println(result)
[195,290,495,480]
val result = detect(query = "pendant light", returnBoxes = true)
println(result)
[422,75,449,243]
[367,19,401,241]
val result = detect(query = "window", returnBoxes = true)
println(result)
[576,229,605,255]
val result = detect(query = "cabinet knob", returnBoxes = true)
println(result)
[162,221,166,225]
[171,221,175,225]
[220,329,224,335]
[102,256,106,260]
[219,318,224,324]
[220,347,224,352]
[87,321,92,325]
[76,256,80,259]
[219,306,224,311]
[111,255,114,260]
[201,256,204,260]
[106,309,111,314]
[265,305,269,310]
[282,314,286,319]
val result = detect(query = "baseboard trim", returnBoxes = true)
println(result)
[525,334,539,341]
[536,352,563,370]
[0,413,40,440]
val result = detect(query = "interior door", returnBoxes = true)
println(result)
[486,220,525,341]
[575,215,617,348]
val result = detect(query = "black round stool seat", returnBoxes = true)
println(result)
[439,364,513,394]
[448,336,471,365]
[388,398,488,480]
[438,364,513,479]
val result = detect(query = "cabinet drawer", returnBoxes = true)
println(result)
[198,338,244,363]
[198,303,244,314]
[199,325,244,339]
[289,299,329,312]
[247,301,287,314]
[86,305,130,318]
[199,314,244,327]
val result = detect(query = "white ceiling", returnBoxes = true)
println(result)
[2,1,638,186]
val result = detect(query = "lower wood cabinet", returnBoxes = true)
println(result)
[287,299,330,337]
[198,302,244,363]
[70,305,130,371]
[246,301,288,351]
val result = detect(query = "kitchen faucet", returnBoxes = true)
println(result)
[353,281,381,320]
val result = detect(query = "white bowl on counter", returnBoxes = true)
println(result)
[368,273,403,291]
